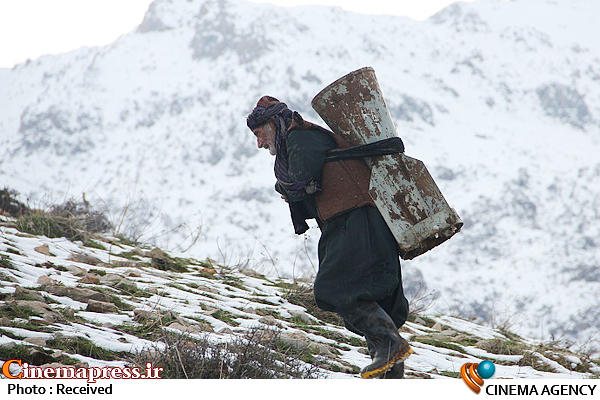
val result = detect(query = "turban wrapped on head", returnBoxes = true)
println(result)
[246,95,289,130]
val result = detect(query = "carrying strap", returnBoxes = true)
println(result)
[323,137,404,162]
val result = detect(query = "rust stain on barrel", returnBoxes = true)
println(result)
[312,66,462,259]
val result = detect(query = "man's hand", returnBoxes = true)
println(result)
[281,195,289,203]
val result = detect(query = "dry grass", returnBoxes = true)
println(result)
[132,327,323,379]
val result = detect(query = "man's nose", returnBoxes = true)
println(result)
[256,136,263,148]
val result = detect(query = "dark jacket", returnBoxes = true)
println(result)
[276,122,375,234]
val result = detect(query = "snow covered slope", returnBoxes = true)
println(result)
[1,0,599,351]
[1,213,599,378]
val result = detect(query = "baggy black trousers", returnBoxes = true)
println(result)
[313,206,409,334]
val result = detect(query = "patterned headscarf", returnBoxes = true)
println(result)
[246,96,288,130]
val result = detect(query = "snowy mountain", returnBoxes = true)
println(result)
[1,0,600,353]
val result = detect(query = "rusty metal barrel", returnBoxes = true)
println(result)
[311,67,462,259]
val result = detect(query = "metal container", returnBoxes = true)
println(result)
[311,67,462,259]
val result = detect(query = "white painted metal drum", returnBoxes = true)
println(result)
[311,67,462,259]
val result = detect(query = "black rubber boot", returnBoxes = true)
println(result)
[343,301,412,379]
[382,362,405,379]
[366,337,406,379]
[365,338,405,379]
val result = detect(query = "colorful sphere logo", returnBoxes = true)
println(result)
[461,361,495,394]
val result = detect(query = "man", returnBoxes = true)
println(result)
[247,96,411,379]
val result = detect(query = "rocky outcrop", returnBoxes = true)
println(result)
[537,83,591,129]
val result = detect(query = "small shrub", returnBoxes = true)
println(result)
[132,328,322,379]
[0,271,17,282]
[112,281,152,299]
[4,247,22,255]
[49,198,112,234]
[537,345,596,374]
[546,352,593,373]
[46,335,128,361]
[116,311,178,340]
[518,351,555,372]
[407,284,436,316]
[221,277,246,291]
[13,195,112,242]
[479,338,526,355]
[150,255,189,273]
[454,336,479,347]
[116,322,162,341]
[16,211,88,242]
[499,327,523,341]
[114,251,141,260]
[211,310,240,327]
[0,344,52,364]
[0,188,30,217]
[440,371,461,378]
[4,322,57,334]
[0,328,24,341]
[1,255,16,270]
[84,240,108,250]
[0,303,43,320]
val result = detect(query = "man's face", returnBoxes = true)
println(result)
[253,121,277,156]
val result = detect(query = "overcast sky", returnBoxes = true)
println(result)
[0,0,469,68]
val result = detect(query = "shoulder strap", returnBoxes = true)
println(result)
[324,137,404,162]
